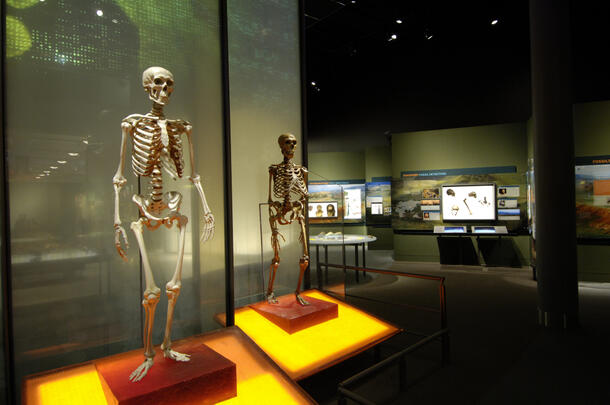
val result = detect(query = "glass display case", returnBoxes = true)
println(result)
[3,1,227,401]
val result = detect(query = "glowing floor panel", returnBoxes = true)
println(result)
[234,290,401,380]
[23,327,314,405]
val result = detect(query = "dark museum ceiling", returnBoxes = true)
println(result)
[305,0,610,140]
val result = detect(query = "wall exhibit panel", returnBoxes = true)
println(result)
[4,0,225,398]
[227,0,302,305]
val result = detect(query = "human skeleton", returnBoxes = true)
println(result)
[112,67,214,382]
[267,134,310,306]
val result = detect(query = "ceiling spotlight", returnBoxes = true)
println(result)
[50,166,58,169]
[68,152,79,157]
[491,19,498,25]
[82,139,89,145]
[351,0,356,3]
[96,9,103,17]
[425,33,434,40]
[396,19,402,24]
[111,18,118,24]
[311,81,316,86]
[389,34,397,41]
[57,160,67,164]
[35,176,41,179]
[43,170,51,174]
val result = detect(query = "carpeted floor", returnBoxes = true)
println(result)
[300,250,610,404]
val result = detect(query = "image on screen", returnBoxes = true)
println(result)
[441,184,496,221]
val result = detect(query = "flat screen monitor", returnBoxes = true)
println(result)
[441,184,496,222]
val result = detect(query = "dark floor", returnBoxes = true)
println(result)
[300,250,610,405]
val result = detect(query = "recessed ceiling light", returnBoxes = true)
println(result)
[50,166,58,169]
[311,81,316,86]
[111,18,118,24]
[68,152,79,157]
[491,19,498,25]
[43,170,51,174]
[425,34,434,40]
[391,34,397,40]
[35,176,41,179]
[96,9,103,17]
[396,19,402,24]
[57,160,67,164]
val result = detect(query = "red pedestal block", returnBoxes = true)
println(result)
[95,343,236,405]
[249,294,338,334]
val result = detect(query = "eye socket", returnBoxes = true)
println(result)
[166,80,174,86]
[154,78,163,85]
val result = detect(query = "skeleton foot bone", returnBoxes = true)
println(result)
[129,357,154,382]
[162,347,191,362]
[266,292,278,304]
[295,293,310,306]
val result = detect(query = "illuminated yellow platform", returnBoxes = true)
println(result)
[232,290,401,380]
[23,327,315,405]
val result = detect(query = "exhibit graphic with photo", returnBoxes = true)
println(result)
[309,181,366,224]
[343,186,363,220]
[366,181,392,224]
[308,202,338,218]
[392,171,527,232]
[575,156,610,238]
[441,184,496,221]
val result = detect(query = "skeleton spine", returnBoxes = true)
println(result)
[150,166,163,202]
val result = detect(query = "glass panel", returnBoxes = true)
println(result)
[227,0,302,307]
[5,0,225,398]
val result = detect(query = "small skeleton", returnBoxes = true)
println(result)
[267,134,310,306]
[112,67,214,382]
[451,205,460,216]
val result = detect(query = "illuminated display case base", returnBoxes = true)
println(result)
[224,290,401,380]
[249,294,338,334]
[23,327,316,405]
[96,343,236,405]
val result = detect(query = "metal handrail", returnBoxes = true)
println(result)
[338,328,450,405]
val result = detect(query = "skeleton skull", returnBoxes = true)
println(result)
[278,133,297,160]
[142,67,174,106]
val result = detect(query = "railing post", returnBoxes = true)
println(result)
[439,281,450,365]
[399,356,407,391]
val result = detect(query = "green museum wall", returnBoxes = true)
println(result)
[365,146,392,182]
[308,151,365,181]
[573,100,610,281]
[391,122,529,264]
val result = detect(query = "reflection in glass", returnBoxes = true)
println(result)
[5,0,225,399]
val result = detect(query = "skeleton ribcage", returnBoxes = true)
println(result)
[272,163,307,202]
[130,118,184,179]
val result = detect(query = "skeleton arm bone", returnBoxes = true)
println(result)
[184,124,215,243]
[268,166,275,203]
[112,121,131,261]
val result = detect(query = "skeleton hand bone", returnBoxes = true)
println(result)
[189,174,215,243]
[200,212,215,243]
[114,224,129,261]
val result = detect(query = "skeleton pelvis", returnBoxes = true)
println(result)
[132,191,184,230]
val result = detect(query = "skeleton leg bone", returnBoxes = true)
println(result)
[130,219,161,382]
[161,214,190,362]
[295,216,310,306]
[267,211,282,304]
